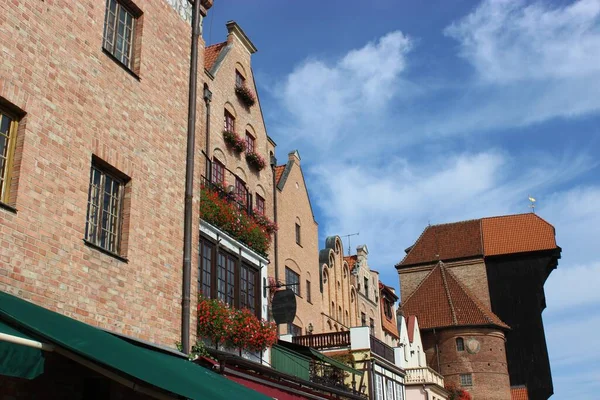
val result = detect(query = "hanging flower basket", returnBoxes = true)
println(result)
[235,85,256,107]
[223,130,246,153]
[246,151,266,171]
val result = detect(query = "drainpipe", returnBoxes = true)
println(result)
[181,0,202,354]
[271,155,279,332]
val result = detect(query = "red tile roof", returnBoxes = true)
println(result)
[400,220,482,266]
[398,214,558,267]
[274,165,285,185]
[482,214,557,256]
[511,386,529,400]
[204,42,227,71]
[344,255,357,270]
[402,262,509,330]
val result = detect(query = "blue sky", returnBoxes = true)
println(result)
[206,1,600,398]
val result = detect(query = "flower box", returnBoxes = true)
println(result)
[246,151,266,171]
[223,130,246,153]
[235,85,256,107]
[200,183,277,257]
[197,297,277,352]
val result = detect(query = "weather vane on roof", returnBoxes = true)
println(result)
[528,195,536,213]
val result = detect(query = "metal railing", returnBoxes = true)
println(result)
[292,331,351,349]
[201,151,253,216]
[369,335,395,364]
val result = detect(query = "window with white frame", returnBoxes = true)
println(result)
[460,373,473,387]
[103,0,140,69]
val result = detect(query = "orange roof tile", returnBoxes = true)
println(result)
[204,42,227,71]
[274,165,286,185]
[482,214,557,256]
[400,220,483,267]
[402,263,509,330]
[398,214,559,267]
[511,386,528,400]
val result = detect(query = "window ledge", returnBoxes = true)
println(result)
[101,48,141,81]
[0,202,17,214]
[83,239,128,263]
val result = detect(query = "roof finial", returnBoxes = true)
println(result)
[528,195,536,213]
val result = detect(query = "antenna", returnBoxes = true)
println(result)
[340,232,360,255]
[528,195,536,213]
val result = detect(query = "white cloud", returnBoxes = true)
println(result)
[275,31,412,147]
[445,0,600,84]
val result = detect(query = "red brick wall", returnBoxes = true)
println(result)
[0,0,205,347]
[422,328,511,400]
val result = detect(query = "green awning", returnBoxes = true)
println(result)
[277,340,363,376]
[0,291,269,400]
[0,320,45,379]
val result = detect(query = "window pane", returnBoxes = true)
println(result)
[201,241,212,297]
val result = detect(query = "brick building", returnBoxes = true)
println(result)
[0,0,211,351]
[396,213,561,400]
[274,150,321,336]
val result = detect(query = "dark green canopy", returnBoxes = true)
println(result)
[0,319,45,379]
[0,290,269,400]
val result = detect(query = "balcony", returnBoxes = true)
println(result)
[369,335,395,364]
[404,367,445,387]
[200,153,276,257]
[292,331,351,349]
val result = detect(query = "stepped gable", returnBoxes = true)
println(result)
[402,262,509,330]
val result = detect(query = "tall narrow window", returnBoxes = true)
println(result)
[235,177,247,205]
[364,277,369,298]
[85,161,128,254]
[235,70,245,87]
[0,109,18,204]
[240,264,257,314]
[361,312,366,327]
[245,132,255,153]
[217,252,236,306]
[103,0,138,69]
[200,239,212,298]
[285,267,300,296]
[456,337,465,352]
[306,280,311,303]
[369,318,375,335]
[212,158,225,185]
[255,194,265,215]
[384,299,393,319]
[295,223,301,245]
[224,110,235,132]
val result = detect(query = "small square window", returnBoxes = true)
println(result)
[295,223,301,245]
[85,159,129,255]
[285,267,300,296]
[460,373,473,387]
[103,0,141,71]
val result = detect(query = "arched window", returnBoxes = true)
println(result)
[456,337,465,352]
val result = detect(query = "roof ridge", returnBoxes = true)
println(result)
[439,263,458,325]
[206,41,227,48]
[396,225,430,266]
[443,266,509,329]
